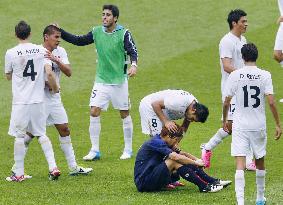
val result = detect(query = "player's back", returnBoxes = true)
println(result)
[5,43,49,104]
[229,66,273,131]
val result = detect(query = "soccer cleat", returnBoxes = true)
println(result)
[201,148,212,168]
[83,151,101,161]
[256,197,266,205]
[246,161,256,171]
[200,183,223,193]
[69,166,93,176]
[6,174,25,182]
[120,151,133,160]
[48,168,61,181]
[214,179,232,188]
[171,181,185,187]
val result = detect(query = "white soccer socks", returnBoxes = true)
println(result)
[235,170,245,205]
[122,115,133,153]
[13,137,25,176]
[205,128,229,150]
[256,169,266,202]
[59,136,77,170]
[38,135,57,171]
[89,116,101,152]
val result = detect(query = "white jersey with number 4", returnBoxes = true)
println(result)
[5,43,51,104]
[219,32,246,100]
[224,66,273,131]
[43,45,70,105]
[140,89,197,120]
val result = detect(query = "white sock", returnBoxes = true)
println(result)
[204,128,229,150]
[235,170,245,205]
[89,116,101,152]
[122,115,133,153]
[256,169,266,201]
[13,137,25,176]
[59,136,77,170]
[38,135,57,171]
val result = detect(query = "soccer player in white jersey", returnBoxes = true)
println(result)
[139,89,209,137]
[20,25,93,176]
[5,21,60,182]
[273,0,283,102]
[201,9,256,171]
[223,43,282,205]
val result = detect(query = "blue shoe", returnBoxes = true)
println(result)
[256,197,266,205]
[83,151,101,161]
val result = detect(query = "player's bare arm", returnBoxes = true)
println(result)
[266,94,282,140]
[45,50,72,77]
[45,64,59,93]
[222,58,236,73]
[181,117,191,133]
[151,100,178,132]
[127,61,137,77]
[169,152,204,167]
[222,96,232,132]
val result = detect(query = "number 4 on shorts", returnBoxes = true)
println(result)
[23,59,37,81]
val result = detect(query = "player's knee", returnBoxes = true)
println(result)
[120,110,129,119]
[90,106,101,117]
[59,126,70,136]
[273,50,282,62]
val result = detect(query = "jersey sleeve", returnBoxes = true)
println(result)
[148,137,172,156]
[219,38,233,59]
[59,47,70,64]
[4,51,13,74]
[264,72,274,95]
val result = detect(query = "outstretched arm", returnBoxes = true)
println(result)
[60,29,94,46]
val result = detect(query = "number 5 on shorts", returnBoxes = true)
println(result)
[91,89,97,98]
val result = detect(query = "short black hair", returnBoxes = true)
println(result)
[160,123,183,139]
[241,43,258,62]
[194,103,209,123]
[43,25,61,39]
[103,4,119,19]
[227,9,247,30]
[15,20,31,40]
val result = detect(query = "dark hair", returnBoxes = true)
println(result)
[227,9,247,30]
[160,123,183,139]
[241,43,258,62]
[15,20,31,40]
[194,103,209,123]
[43,25,60,39]
[103,4,119,19]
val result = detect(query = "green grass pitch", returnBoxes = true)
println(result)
[0,0,282,204]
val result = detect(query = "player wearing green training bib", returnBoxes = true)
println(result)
[59,4,138,161]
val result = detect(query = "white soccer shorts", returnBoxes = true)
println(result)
[8,103,46,137]
[231,130,267,159]
[274,24,283,51]
[139,101,163,136]
[45,103,68,126]
[89,81,130,110]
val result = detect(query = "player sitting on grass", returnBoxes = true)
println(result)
[134,123,231,193]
